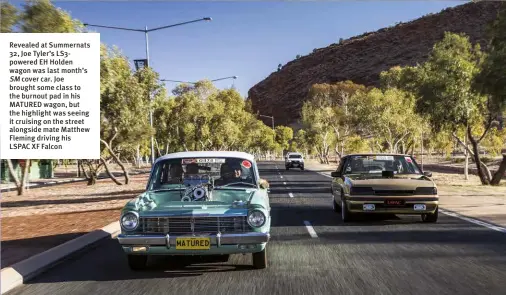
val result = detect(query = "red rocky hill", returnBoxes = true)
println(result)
[248,1,504,127]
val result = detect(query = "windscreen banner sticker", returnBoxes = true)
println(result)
[182,158,226,164]
[405,156,413,163]
[241,160,252,169]
[374,156,394,161]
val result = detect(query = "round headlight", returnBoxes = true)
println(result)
[121,212,139,231]
[247,210,266,228]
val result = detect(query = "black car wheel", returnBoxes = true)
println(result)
[421,207,438,223]
[341,198,354,222]
[252,248,267,269]
[128,255,148,270]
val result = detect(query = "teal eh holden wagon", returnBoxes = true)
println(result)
[117,151,271,270]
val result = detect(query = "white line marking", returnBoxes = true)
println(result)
[289,192,294,198]
[283,182,287,185]
[304,221,318,238]
[280,175,283,179]
[440,209,506,234]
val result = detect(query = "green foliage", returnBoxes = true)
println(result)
[275,126,293,151]
[0,2,18,32]
[411,32,485,132]
[349,87,422,153]
[475,4,506,120]
[481,128,506,156]
[100,44,152,152]
[20,0,84,33]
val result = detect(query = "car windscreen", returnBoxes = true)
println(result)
[147,157,257,191]
[343,155,421,175]
[289,154,302,159]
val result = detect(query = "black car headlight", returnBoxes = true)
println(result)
[247,210,266,228]
[121,211,139,231]
[414,187,437,195]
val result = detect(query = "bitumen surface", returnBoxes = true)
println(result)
[7,161,506,295]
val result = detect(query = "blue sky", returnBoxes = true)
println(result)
[11,1,466,97]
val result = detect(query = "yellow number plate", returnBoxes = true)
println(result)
[175,237,211,250]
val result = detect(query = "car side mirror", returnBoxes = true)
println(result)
[331,171,342,178]
[259,179,270,189]
[423,171,432,177]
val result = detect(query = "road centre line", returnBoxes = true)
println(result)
[304,221,318,238]
[283,181,287,185]
[289,192,294,198]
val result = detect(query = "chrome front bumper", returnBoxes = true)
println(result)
[117,232,270,248]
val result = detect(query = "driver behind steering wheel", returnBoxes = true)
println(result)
[215,160,248,186]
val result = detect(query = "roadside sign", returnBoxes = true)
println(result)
[134,59,148,70]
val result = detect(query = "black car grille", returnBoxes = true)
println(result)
[138,216,249,234]
[374,190,414,196]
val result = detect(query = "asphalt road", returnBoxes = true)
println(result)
[7,161,506,295]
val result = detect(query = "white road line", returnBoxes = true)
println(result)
[280,175,283,179]
[304,221,318,238]
[440,209,506,234]
[288,192,294,198]
[283,182,287,185]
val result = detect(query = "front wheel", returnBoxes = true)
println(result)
[127,255,148,270]
[252,248,267,269]
[300,166,304,171]
[341,199,354,222]
[422,207,438,223]
[286,167,289,171]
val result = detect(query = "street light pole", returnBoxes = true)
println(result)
[83,17,212,165]
[258,114,274,132]
[144,26,155,165]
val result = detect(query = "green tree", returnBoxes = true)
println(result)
[301,100,334,164]
[99,44,152,185]
[410,32,494,184]
[349,87,422,154]
[308,80,366,159]
[474,4,506,184]
[20,0,83,33]
[4,0,83,194]
[275,126,294,152]
[0,2,18,32]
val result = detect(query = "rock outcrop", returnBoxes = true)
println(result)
[248,1,504,127]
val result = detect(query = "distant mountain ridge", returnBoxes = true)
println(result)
[248,1,504,127]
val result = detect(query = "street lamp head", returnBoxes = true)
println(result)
[232,76,238,79]
[83,23,89,26]
[203,17,212,21]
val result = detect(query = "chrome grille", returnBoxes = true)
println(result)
[139,216,248,234]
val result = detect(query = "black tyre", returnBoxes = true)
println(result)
[422,207,438,223]
[128,255,148,270]
[300,166,304,170]
[341,199,354,222]
[333,197,340,213]
[286,166,289,170]
[252,248,267,269]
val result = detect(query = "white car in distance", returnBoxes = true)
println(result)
[285,152,304,171]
